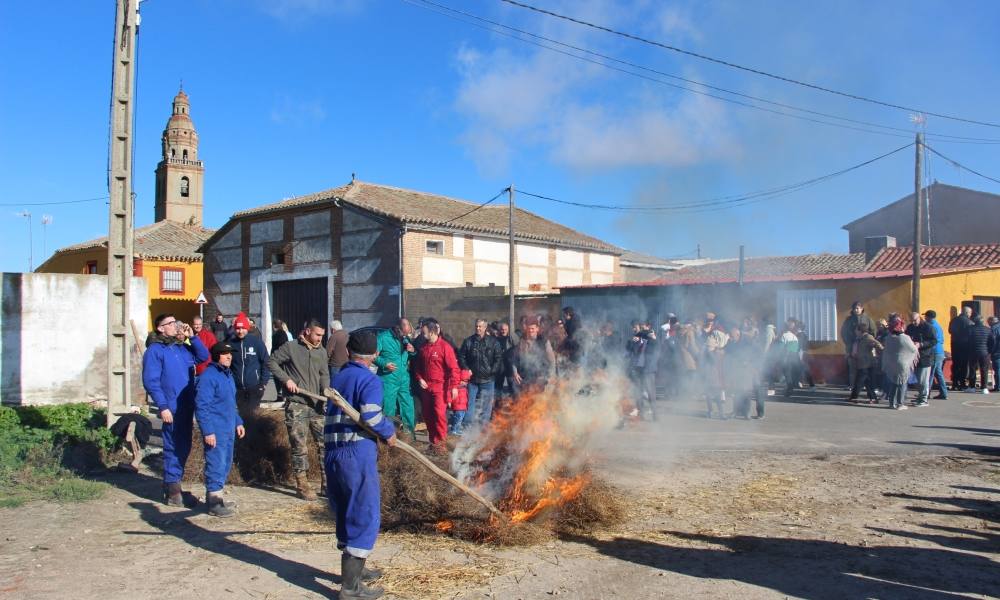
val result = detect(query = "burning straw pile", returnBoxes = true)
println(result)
[381,374,629,545]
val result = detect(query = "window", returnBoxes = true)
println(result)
[273,252,286,265]
[85,261,98,275]
[426,240,444,255]
[182,149,188,160]
[160,268,184,294]
[180,176,190,197]
[776,289,838,342]
[170,148,175,157]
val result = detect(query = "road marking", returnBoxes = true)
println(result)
[961,400,1000,408]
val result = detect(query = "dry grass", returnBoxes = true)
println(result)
[184,409,323,486]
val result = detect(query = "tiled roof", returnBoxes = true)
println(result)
[867,243,1000,272]
[654,252,867,284]
[53,220,215,262]
[619,250,681,269]
[228,180,620,253]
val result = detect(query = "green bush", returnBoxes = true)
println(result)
[0,405,19,432]
[14,404,116,453]
[0,403,112,507]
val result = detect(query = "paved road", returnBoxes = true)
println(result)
[595,385,1000,482]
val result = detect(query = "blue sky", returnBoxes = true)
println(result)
[2,0,999,274]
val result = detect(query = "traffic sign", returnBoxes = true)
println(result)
[194,291,208,304]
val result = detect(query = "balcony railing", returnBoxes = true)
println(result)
[164,158,203,167]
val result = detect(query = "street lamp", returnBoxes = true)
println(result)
[15,210,32,272]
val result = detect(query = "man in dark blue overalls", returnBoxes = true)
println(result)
[143,313,209,506]
[194,342,245,517]
[326,330,397,600]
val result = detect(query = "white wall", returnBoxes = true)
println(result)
[589,253,614,272]
[422,256,464,285]
[1,273,147,406]
[472,238,509,262]
[556,249,584,269]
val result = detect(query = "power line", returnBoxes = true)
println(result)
[405,0,999,144]
[440,188,510,224]
[0,196,109,207]
[499,0,1000,130]
[924,145,1000,186]
[516,142,913,214]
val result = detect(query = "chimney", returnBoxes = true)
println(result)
[864,235,896,263]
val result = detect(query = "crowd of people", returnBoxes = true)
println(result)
[841,302,1000,410]
[138,303,999,599]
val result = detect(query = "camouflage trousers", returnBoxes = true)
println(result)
[284,400,325,475]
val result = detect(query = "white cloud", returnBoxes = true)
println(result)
[450,40,738,172]
[270,95,327,125]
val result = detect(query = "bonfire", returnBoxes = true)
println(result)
[381,368,629,543]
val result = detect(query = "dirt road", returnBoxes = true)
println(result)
[1,390,998,599]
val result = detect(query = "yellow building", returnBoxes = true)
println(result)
[37,220,213,328]
[36,88,214,329]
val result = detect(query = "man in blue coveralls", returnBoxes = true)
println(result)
[143,313,209,506]
[326,330,397,600]
[195,342,246,517]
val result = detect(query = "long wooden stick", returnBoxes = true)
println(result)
[298,388,505,520]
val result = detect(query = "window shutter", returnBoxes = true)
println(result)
[776,289,838,342]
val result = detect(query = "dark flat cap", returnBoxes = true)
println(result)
[347,330,378,355]
[210,342,234,355]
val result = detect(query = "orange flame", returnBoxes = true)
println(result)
[435,519,454,532]
[458,377,617,524]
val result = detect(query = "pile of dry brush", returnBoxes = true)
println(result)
[182,410,625,546]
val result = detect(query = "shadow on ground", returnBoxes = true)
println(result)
[561,528,1000,600]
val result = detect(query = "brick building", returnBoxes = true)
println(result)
[198,179,624,339]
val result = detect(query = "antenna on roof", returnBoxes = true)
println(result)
[351,172,356,183]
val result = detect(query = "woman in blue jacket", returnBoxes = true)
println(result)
[195,342,245,517]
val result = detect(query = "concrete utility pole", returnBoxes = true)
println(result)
[508,185,516,328]
[912,132,924,313]
[106,0,140,425]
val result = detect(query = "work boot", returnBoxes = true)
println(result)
[295,473,317,501]
[340,553,384,599]
[206,493,235,518]
[164,482,184,507]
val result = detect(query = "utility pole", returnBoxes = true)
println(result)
[912,132,924,313]
[508,185,516,328]
[107,0,140,425]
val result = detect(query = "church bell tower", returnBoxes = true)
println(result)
[154,87,204,225]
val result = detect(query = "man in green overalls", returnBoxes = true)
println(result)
[375,318,416,439]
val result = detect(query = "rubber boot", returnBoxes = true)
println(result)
[361,565,384,582]
[340,553,383,599]
[164,482,184,507]
[206,493,235,518]
[295,473,317,501]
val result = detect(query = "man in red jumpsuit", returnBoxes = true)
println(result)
[414,321,459,454]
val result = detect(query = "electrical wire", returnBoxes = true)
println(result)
[923,145,1000,186]
[516,142,913,214]
[405,0,1000,144]
[439,188,510,224]
[499,0,1000,129]
[0,196,109,207]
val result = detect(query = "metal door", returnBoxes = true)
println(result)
[271,278,328,338]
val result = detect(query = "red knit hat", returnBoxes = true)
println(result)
[233,312,250,330]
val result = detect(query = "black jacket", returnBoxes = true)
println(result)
[459,334,505,383]
[968,323,991,357]
[230,334,271,390]
[209,320,229,341]
[989,324,1000,358]
[949,315,973,347]
[905,321,937,368]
